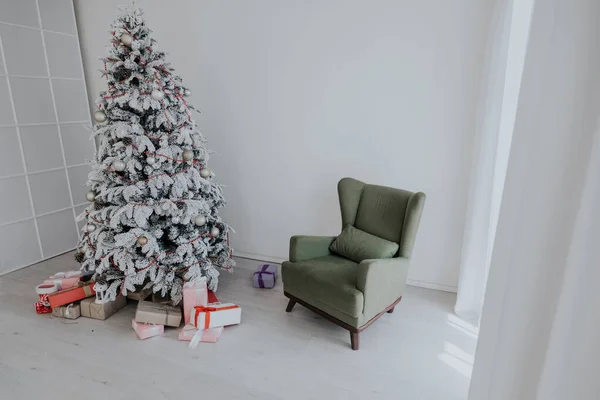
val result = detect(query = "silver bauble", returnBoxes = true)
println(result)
[182,150,194,161]
[210,227,220,237]
[200,168,210,178]
[184,89,192,97]
[120,33,133,46]
[146,156,156,165]
[112,160,126,172]
[137,236,148,246]
[85,191,96,202]
[172,217,180,224]
[80,247,86,254]
[194,215,206,226]
[93,110,107,123]
[151,90,164,101]
[86,223,96,233]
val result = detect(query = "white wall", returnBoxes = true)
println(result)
[74,0,493,291]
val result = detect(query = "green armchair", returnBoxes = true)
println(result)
[282,177,426,350]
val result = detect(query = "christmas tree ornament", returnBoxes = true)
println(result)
[112,160,126,171]
[151,90,164,100]
[85,191,96,202]
[120,33,133,46]
[182,149,194,161]
[200,168,210,178]
[80,247,86,253]
[75,5,234,305]
[74,252,85,263]
[210,227,220,237]
[93,110,107,123]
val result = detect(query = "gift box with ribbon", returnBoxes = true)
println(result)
[52,303,81,319]
[183,278,208,324]
[47,282,95,308]
[190,303,241,329]
[179,324,224,347]
[132,319,164,340]
[135,300,182,327]
[44,271,82,291]
[253,264,277,289]
[81,294,127,320]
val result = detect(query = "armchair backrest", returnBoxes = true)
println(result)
[337,177,426,259]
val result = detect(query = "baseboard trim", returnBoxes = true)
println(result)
[406,279,457,293]
[233,251,457,294]
[234,251,286,264]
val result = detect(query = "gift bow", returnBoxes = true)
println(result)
[193,305,239,329]
[254,264,275,288]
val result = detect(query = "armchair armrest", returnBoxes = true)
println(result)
[289,235,336,262]
[357,257,411,318]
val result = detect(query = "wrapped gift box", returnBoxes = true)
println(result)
[81,295,127,320]
[135,300,182,327]
[179,324,223,347]
[183,279,208,324]
[52,303,81,319]
[253,264,277,289]
[44,270,82,290]
[127,287,152,301]
[35,283,58,314]
[190,303,241,329]
[132,319,164,340]
[48,282,95,308]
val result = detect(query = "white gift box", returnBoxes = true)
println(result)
[190,302,241,329]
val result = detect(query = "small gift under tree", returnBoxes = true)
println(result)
[76,5,234,304]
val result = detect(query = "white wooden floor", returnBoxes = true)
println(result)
[0,252,477,400]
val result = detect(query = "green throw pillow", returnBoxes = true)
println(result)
[330,225,399,263]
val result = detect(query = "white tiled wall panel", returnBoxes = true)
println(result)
[45,32,83,78]
[10,77,55,124]
[0,176,32,224]
[0,219,41,275]
[0,127,23,177]
[52,79,89,121]
[0,1,92,274]
[0,78,15,125]
[60,123,94,165]
[37,208,79,258]
[20,124,63,172]
[67,164,90,205]
[0,0,39,28]
[38,0,77,35]
[29,169,72,215]
[0,24,47,76]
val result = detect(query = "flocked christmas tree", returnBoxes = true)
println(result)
[76,5,234,304]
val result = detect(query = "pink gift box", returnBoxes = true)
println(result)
[183,279,208,324]
[178,324,223,343]
[132,319,164,340]
[179,324,224,348]
[45,271,82,290]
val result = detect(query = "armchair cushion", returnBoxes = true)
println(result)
[329,225,399,263]
[282,255,363,318]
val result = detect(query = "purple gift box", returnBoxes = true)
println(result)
[253,264,277,289]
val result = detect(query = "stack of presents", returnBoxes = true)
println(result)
[34,263,277,347]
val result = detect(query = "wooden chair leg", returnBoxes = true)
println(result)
[387,307,395,313]
[285,299,296,312]
[350,331,359,350]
